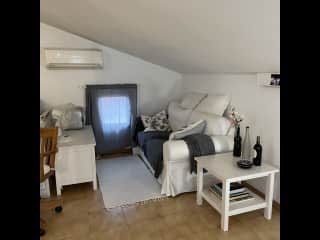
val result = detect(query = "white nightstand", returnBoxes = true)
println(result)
[55,125,97,195]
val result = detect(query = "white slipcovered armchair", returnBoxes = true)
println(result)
[158,93,235,196]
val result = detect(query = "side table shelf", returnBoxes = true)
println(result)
[201,188,267,217]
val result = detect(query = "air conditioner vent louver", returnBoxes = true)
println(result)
[44,48,103,69]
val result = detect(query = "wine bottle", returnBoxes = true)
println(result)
[241,126,251,161]
[253,136,262,166]
[233,126,242,157]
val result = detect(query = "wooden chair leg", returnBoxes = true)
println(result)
[48,174,57,196]
[40,197,63,211]
[40,217,46,236]
[40,218,46,229]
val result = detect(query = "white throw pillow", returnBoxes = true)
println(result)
[180,92,207,109]
[168,101,193,131]
[141,110,171,132]
[169,120,206,140]
[189,111,231,136]
[196,95,230,116]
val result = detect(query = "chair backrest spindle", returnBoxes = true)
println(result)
[40,128,58,182]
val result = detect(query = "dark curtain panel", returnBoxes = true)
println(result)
[86,84,137,154]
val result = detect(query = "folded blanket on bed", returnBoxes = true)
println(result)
[183,133,215,174]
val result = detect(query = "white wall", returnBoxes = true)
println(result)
[40,22,280,203]
[181,74,280,203]
[40,23,182,115]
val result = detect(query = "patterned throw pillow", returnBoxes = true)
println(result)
[141,115,152,128]
[141,110,171,132]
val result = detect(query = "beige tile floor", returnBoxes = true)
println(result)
[41,183,280,240]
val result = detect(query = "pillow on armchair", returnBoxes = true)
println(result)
[189,111,231,136]
[141,110,171,132]
[133,116,171,147]
[168,101,193,131]
[180,92,207,109]
[169,120,206,140]
[196,94,230,116]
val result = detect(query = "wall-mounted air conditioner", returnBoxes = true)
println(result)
[44,48,103,69]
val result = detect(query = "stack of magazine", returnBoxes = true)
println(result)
[209,182,254,203]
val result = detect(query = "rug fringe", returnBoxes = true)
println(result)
[104,196,170,211]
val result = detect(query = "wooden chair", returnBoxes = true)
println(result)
[40,128,63,237]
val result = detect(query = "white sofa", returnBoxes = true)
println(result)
[158,93,235,196]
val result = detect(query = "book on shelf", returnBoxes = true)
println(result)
[230,193,251,200]
[209,189,254,203]
[209,184,254,203]
[209,186,249,198]
[210,187,223,199]
[230,195,254,203]
[213,182,246,194]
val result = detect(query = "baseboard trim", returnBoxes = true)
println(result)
[96,148,132,160]
[243,181,280,211]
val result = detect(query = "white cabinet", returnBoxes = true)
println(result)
[55,126,97,195]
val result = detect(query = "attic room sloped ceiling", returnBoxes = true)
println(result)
[40,0,280,74]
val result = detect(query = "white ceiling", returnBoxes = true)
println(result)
[40,0,280,74]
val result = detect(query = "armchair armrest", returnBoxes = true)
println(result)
[163,140,189,163]
[163,135,233,163]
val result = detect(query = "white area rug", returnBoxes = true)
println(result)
[96,155,165,209]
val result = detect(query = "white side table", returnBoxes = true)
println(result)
[196,153,279,231]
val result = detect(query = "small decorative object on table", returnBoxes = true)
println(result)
[237,159,253,169]
[270,74,280,86]
[228,107,244,157]
[253,136,262,166]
